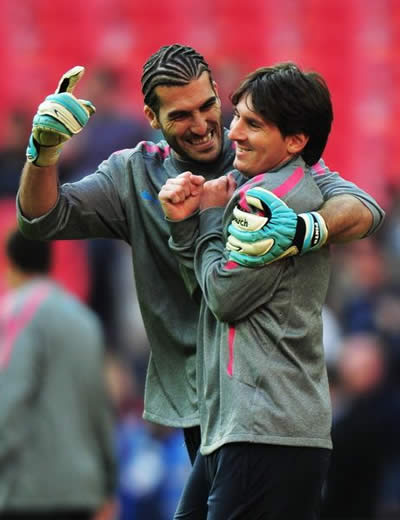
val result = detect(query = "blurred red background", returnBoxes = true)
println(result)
[1,0,399,207]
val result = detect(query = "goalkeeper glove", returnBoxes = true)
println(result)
[226,187,328,267]
[26,66,95,167]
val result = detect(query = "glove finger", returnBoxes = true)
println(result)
[227,234,275,256]
[55,65,85,94]
[78,99,96,116]
[229,250,281,267]
[246,187,289,209]
[227,223,263,242]
[229,250,263,267]
[229,242,298,267]
[32,117,71,143]
[37,93,92,135]
[231,206,269,232]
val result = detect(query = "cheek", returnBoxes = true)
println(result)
[212,107,222,119]
[162,121,175,134]
[167,122,189,138]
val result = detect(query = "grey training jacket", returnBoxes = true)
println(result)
[170,157,332,454]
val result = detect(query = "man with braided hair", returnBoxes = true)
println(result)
[17,44,384,464]
[159,62,337,519]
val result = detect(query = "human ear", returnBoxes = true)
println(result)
[212,81,222,105]
[287,133,309,155]
[144,105,161,130]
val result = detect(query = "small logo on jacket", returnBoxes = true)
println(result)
[141,191,160,203]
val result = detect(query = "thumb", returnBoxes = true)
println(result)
[227,173,237,197]
[55,65,85,94]
[227,172,237,190]
[190,174,206,186]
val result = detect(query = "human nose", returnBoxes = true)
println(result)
[228,118,243,141]
[190,112,208,135]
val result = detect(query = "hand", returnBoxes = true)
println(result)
[200,173,237,210]
[158,172,205,220]
[226,187,328,267]
[26,66,96,167]
[91,499,117,520]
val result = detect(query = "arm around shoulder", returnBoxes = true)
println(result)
[317,194,383,243]
[311,160,385,241]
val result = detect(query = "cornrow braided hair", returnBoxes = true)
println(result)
[141,44,212,113]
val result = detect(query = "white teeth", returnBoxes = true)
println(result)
[190,131,213,145]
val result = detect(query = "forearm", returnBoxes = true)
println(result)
[318,194,373,243]
[19,161,59,219]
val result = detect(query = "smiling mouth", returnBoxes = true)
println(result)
[187,129,215,147]
[236,146,251,153]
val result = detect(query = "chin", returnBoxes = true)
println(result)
[191,147,221,163]
[234,159,250,176]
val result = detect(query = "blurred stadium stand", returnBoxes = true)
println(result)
[1,0,399,205]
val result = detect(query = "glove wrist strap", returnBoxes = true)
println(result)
[297,211,328,254]
[26,135,62,167]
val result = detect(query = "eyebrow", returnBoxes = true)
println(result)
[245,114,263,125]
[236,112,263,126]
[168,96,218,119]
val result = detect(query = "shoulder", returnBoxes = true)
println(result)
[242,160,324,214]
[133,139,171,160]
[101,140,171,174]
[239,159,309,197]
[109,139,171,162]
[43,285,104,338]
[0,281,55,341]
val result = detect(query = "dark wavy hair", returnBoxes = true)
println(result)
[230,62,333,166]
[141,44,214,114]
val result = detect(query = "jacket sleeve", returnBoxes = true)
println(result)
[163,213,202,298]
[194,207,286,323]
[311,159,385,235]
[167,212,201,269]
[17,151,131,242]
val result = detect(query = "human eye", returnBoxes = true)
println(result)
[248,118,261,129]
[169,111,188,121]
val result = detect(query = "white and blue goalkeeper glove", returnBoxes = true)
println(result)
[26,66,95,167]
[226,187,328,267]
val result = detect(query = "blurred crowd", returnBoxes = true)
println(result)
[1,59,400,519]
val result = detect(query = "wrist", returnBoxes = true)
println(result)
[26,135,62,167]
[296,211,328,254]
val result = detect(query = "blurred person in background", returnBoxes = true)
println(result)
[0,230,116,520]
[321,333,400,519]
[17,44,384,465]
[106,353,190,520]
[339,238,387,335]
[0,110,31,199]
[373,286,400,383]
[328,235,400,381]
